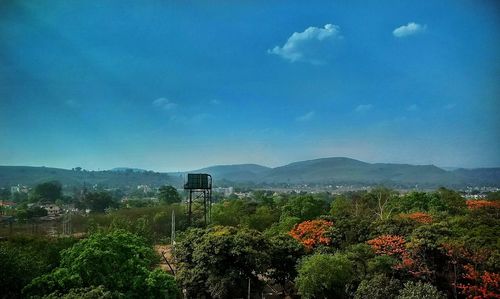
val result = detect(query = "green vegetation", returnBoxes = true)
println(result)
[158,185,182,205]
[0,166,180,189]
[2,157,500,189]
[295,253,354,299]
[23,230,178,298]
[30,181,62,203]
[1,185,498,298]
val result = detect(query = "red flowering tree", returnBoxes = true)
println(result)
[456,264,500,299]
[400,212,433,224]
[289,219,333,250]
[466,200,500,210]
[443,243,499,299]
[367,234,430,277]
[367,234,407,256]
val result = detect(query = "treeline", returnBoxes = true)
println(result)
[1,187,499,298]
[175,187,499,298]
[0,181,183,222]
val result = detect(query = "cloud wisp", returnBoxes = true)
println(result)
[393,22,426,38]
[268,24,342,64]
[296,111,315,122]
[355,104,373,113]
[152,98,177,110]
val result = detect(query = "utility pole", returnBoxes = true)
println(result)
[247,277,251,299]
[171,209,175,245]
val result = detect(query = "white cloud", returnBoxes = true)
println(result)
[153,98,177,110]
[268,24,342,64]
[210,99,220,105]
[355,104,373,112]
[296,111,315,122]
[393,22,426,38]
[407,104,418,111]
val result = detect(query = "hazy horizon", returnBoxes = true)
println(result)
[1,155,498,174]
[1,1,499,171]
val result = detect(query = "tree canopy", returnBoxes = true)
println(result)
[158,185,181,205]
[23,230,179,298]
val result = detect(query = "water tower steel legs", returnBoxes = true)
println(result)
[186,189,212,227]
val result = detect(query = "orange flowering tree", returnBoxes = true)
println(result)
[367,234,407,256]
[443,243,499,299]
[367,234,430,277]
[456,264,500,299]
[466,200,500,210]
[400,212,433,224]
[289,219,333,250]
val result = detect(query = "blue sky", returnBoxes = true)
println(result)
[1,0,499,171]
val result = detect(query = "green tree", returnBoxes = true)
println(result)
[0,245,43,298]
[281,195,328,221]
[265,216,301,236]
[176,226,270,298]
[0,187,11,200]
[153,211,171,241]
[435,187,466,214]
[16,205,48,222]
[0,236,77,298]
[211,199,250,227]
[41,285,117,298]
[265,233,305,296]
[23,230,179,298]
[30,181,62,203]
[486,190,500,201]
[243,205,280,231]
[345,243,376,281]
[158,185,181,205]
[84,191,116,213]
[396,281,445,299]
[295,253,354,299]
[354,274,401,299]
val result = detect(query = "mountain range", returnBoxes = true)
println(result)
[1,157,499,189]
[195,157,500,188]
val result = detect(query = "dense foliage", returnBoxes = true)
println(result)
[1,187,499,298]
[23,230,179,298]
[175,188,499,298]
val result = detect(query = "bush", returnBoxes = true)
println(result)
[396,281,445,299]
[354,274,401,299]
[23,230,179,298]
[295,253,353,299]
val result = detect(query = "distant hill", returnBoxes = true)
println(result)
[0,166,181,189]
[110,167,148,173]
[194,164,271,182]
[261,158,455,187]
[451,168,500,186]
[188,157,500,188]
[1,158,499,189]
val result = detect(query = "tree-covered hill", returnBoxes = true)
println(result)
[1,157,499,188]
[192,157,500,188]
[0,166,181,188]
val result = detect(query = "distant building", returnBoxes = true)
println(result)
[137,184,152,193]
[234,192,251,199]
[0,201,16,215]
[10,184,29,194]
[0,200,16,208]
[214,187,234,196]
[41,204,61,216]
[464,194,487,200]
